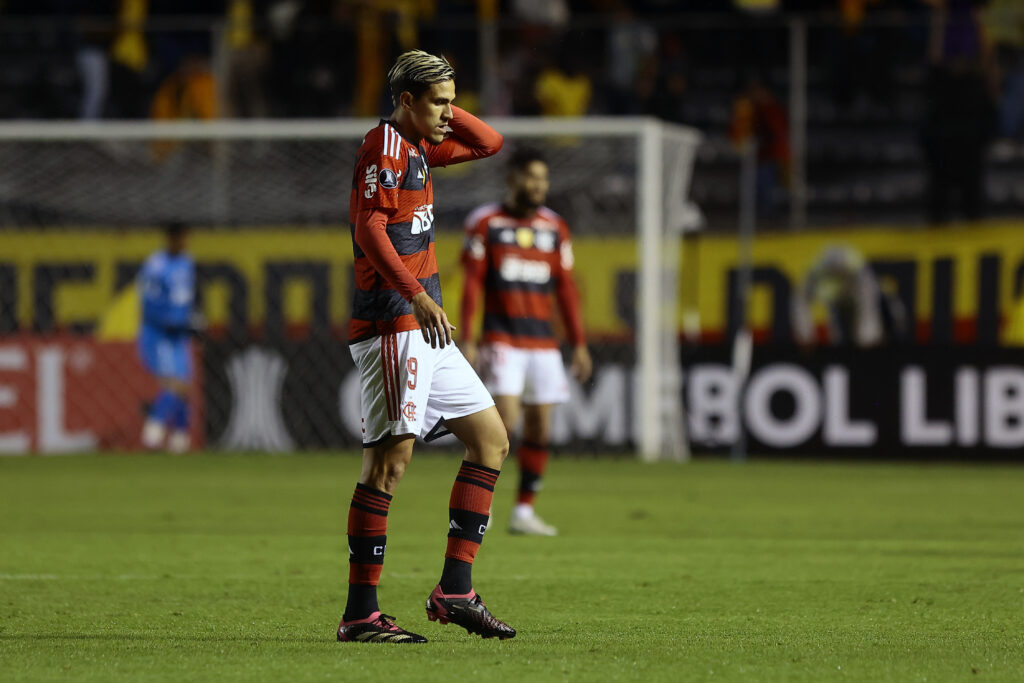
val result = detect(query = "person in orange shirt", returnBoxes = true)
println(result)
[730,78,790,218]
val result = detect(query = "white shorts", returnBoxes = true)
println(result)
[478,342,570,405]
[349,330,495,447]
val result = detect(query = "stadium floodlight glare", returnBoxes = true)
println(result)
[0,117,700,461]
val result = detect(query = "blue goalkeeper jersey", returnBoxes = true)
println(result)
[138,250,195,333]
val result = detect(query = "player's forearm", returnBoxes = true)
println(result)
[555,276,586,346]
[447,106,503,158]
[460,256,487,342]
[354,208,426,301]
[460,285,481,344]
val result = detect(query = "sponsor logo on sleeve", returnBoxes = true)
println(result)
[363,164,378,198]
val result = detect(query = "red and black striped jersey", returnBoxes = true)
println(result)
[348,110,502,343]
[461,203,585,349]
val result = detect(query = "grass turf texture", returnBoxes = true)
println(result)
[1,454,1022,682]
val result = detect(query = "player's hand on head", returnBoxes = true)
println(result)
[571,345,592,383]
[411,291,455,349]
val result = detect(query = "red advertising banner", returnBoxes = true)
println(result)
[0,336,203,454]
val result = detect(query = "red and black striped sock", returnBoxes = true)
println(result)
[344,483,391,621]
[517,440,549,506]
[440,460,500,595]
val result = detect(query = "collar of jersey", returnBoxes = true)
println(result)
[380,119,424,152]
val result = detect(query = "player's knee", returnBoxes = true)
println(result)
[367,459,406,493]
[482,432,510,469]
[380,460,407,492]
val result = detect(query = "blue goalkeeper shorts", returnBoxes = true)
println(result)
[137,324,192,381]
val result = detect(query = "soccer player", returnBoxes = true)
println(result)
[460,147,592,536]
[137,222,196,453]
[337,50,515,644]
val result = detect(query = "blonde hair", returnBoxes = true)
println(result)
[387,50,455,105]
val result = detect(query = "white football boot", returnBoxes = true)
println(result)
[167,430,190,454]
[508,504,558,536]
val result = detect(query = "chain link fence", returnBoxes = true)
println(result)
[0,119,700,455]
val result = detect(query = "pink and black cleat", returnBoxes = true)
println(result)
[337,612,428,643]
[425,585,516,640]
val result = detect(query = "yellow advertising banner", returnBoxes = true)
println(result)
[1,221,1022,343]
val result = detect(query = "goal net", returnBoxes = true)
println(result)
[0,118,700,460]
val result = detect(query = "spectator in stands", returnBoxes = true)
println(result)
[828,0,893,107]
[920,0,997,224]
[267,0,355,117]
[792,245,907,348]
[69,0,117,120]
[534,45,593,117]
[510,0,569,28]
[729,76,790,219]
[149,53,219,159]
[224,0,270,118]
[648,31,689,123]
[985,0,1024,140]
[108,0,151,118]
[604,1,658,114]
[150,54,219,122]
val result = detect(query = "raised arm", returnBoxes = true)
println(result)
[426,106,503,167]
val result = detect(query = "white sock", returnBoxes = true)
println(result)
[141,419,165,450]
[512,503,534,519]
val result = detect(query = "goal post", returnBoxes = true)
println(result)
[0,117,700,460]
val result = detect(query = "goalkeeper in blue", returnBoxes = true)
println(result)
[137,222,197,453]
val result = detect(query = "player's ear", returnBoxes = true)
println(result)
[399,91,415,112]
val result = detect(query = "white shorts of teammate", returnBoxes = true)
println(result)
[478,342,570,405]
[350,330,495,447]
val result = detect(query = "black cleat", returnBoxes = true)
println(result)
[337,611,428,643]
[425,585,516,640]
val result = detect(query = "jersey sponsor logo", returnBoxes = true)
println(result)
[535,230,556,253]
[379,168,400,189]
[500,255,551,284]
[364,164,378,198]
[411,204,434,235]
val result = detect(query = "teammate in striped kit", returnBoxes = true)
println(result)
[461,148,592,536]
[337,50,515,644]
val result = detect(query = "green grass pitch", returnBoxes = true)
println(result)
[1,453,1022,681]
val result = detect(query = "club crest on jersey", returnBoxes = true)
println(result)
[515,227,535,249]
[402,401,417,420]
[379,168,400,189]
